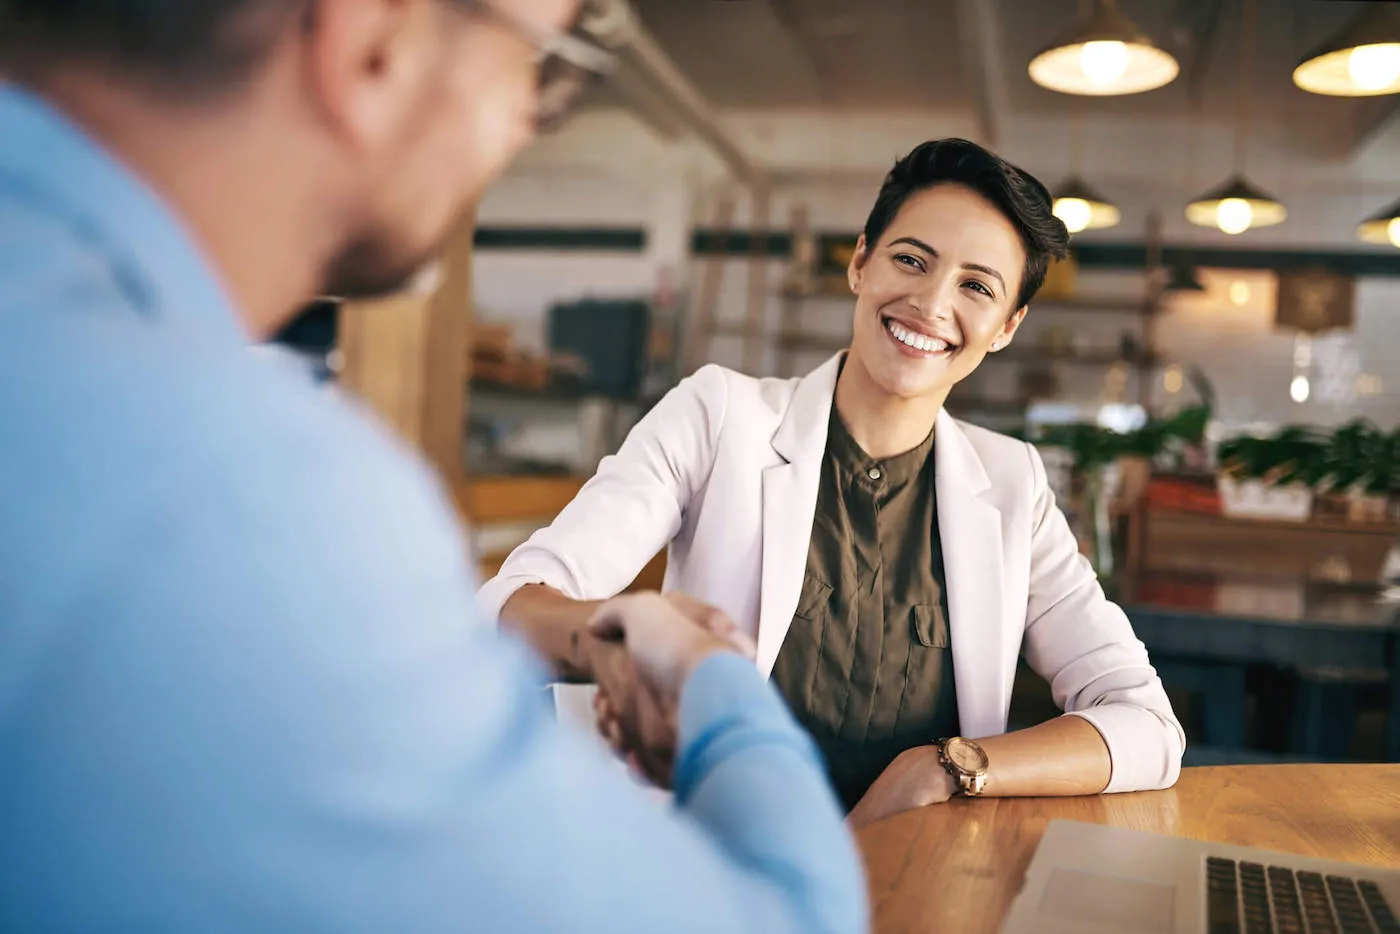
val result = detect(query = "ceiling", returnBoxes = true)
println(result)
[626,0,1399,155]
[630,0,972,109]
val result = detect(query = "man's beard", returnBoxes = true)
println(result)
[321,227,438,301]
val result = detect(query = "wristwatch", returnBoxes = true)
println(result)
[935,736,990,797]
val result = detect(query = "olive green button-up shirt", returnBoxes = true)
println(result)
[770,407,959,809]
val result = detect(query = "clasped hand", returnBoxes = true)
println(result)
[585,592,755,788]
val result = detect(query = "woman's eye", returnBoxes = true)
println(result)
[964,280,994,298]
[894,253,925,272]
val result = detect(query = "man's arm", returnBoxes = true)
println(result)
[0,435,865,933]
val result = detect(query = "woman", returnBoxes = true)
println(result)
[478,139,1184,827]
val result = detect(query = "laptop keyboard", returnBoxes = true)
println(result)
[1207,857,1400,934]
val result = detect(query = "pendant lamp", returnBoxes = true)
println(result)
[1293,4,1400,97]
[1358,197,1400,248]
[1186,176,1286,235]
[1052,177,1121,233]
[1186,0,1284,235]
[1163,265,1206,293]
[1028,0,1179,96]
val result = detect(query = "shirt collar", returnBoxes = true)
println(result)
[826,406,935,488]
[0,84,245,344]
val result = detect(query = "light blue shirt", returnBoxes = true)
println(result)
[0,86,866,933]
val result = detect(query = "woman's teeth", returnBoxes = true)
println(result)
[885,319,952,353]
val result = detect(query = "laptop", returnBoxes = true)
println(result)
[1002,820,1400,933]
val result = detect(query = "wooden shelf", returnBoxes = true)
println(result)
[1030,297,1156,315]
[457,474,587,524]
[1151,509,1400,538]
[986,348,1160,367]
[470,379,618,402]
[708,324,849,353]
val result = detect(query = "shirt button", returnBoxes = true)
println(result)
[868,467,882,481]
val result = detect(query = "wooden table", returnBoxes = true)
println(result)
[858,764,1400,934]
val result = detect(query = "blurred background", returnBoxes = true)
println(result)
[277,0,1400,765]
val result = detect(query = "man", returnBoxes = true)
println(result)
[0,2,865,932]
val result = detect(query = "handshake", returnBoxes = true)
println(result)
[585,592,756,787]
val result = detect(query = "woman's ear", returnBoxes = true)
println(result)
[847,234,870,293]
[990,306,1028,352]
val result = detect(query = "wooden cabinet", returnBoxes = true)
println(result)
[457,475,666,591]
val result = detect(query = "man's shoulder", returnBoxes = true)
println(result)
[0,303,466,613]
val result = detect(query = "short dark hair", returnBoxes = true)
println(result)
[861,139,1069,310]
[0,0,310,90]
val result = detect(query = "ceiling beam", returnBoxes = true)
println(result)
[762,0,836,105]
[954,0,1008,147]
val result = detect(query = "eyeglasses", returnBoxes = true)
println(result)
[465,0,616,133]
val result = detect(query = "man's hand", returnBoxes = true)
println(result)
[846,746,957,830]
[585,592,752,788]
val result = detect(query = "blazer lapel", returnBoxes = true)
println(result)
[756,354,841,676]
[935,415,1010,739]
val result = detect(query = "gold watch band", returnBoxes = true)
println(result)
[937,737,990,797]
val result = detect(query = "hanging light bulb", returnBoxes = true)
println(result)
[1294,5,1400,96]
[1051,177,1120,234]
[1290,375,1311,404]
[1216,198,1254,235]
[1187,176,1286,235]
[1080,40,1130,85]
[1357,197,1400,248]
[1028,0,1178,96]
[1348,44,1400,92]
[1055,198,1092,233]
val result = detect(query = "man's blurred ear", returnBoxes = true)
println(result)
[302,0,438,152]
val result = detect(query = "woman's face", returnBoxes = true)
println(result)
[847,183,1028,402]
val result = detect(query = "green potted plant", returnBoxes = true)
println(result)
[1322,419,1398,523]
[1215,426,1327,522]
[1037,388,1212,577]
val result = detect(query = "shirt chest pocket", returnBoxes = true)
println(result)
[911,603,950,648]
[796,575,833,620]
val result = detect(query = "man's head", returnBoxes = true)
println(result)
[0,0,597,310]
[846,139,1070,402]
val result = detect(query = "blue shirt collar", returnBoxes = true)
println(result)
[0,84,245,344]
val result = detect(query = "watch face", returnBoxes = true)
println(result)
[947,738,989,773]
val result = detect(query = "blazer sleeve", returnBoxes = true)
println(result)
[475,365,730,623]
[1019,442,1186,793]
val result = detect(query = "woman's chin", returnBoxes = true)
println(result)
[871,366,954,402]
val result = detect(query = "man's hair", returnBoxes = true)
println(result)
[861,139,1070,310]
[0,0,309,90]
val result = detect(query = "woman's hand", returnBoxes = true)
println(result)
[847,746,957,830]
[586,592,753,788]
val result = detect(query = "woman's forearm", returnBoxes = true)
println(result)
[499,584,604,682]
[976,714,1112,797]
